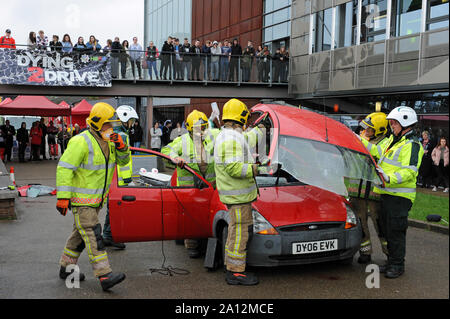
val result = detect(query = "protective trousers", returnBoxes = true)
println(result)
[380,194,412,268]
[59,206,112,277]
[225,203,253,273]
[350,197,388,256]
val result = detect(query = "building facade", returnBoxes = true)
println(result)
[289,0,449,120]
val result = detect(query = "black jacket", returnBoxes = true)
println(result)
[180,43,191,62]
[111,41,123,58]
[189,45,202,63]
[50,41,63,52]
[130,125,143,144]
[230,44,242,58]
[161,41,174,55]
[0,124,15,145]
[17,127,29,144]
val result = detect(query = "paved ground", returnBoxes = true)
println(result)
[0,160,448,299]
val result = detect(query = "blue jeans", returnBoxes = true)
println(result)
[211,61,219,80]
[148,61,158,79]
[220,60,229,81]
[133,142,141,148]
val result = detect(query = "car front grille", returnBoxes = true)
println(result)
[269,249,346,261]
[278,222,344,232]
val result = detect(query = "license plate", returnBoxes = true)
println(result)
[292,239,338,255]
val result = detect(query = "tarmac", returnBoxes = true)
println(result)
[0,160,448,299]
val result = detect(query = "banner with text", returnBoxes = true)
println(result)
[0,48,112,87]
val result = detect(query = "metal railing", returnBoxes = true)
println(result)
[1,44,289,86]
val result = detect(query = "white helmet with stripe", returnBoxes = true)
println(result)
[387,106,417,128]
[116,105,139,123]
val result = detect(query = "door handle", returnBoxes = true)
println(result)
[122,195,136,202]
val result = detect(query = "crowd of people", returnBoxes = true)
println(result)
[0,117,144,164]
[418,130,449,192]
[1,29,289,83]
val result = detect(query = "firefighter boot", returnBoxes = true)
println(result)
[103,237,126,249]
[99,272,126,291]
[226,271,259,286]
[59,266,86,282]
[385,265,404,279]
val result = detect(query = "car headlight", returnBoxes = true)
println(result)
[253,210,279,235]
[345,205,357,229]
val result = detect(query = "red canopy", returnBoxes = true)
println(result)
[71,99,93,128]
[71,99,93,115]
[0,98,12,106]
[59,101,70,108]
[0,95,71,116]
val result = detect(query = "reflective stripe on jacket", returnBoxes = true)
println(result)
[161,129,220,186]
[56,130,131,207]
[214,127,258,205]
[362,132,423,202]
[117,131,133,186]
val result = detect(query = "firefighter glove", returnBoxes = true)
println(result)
[110,133,126,150]
[376,167,390,183]
[57,199,70,216]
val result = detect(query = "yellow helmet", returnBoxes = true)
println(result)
[222,98,249,125]
[185,110,208,132]
[86,102,119,131]
[360,112,388,137]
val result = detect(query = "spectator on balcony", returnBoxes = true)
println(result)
[86,35,102,55]
[36,30,48,51]
[180,38,192,80]
[190,40,202,81]
[220,39,231,82]
[27,31,37,50]
[261,45,271,82]
[202,40,212,81]
[120,40,130,79]
[272,48,282,83]
[241,46,253,82]
[61,34,73,54]
[73,36,87,54]
[229,38,242,82]
[246,41,255,79]
[103,39,113,54]
[160,36,174,80]
[0,29,16,49]
[210,41,221,81]
[280,46,289,83]
[129,37,144,80]
[256,45,264,82]
[111,37,122,79]
[50,35,63,53]
[173,38,183,80]
[146,41,159,80]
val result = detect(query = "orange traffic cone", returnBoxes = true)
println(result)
[10,166,16,186]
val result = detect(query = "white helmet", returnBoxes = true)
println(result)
[387,106,418,128]
[116,105,139,123]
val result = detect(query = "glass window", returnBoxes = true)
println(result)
[335,1,357,48]
[312,8,333,52]
[273,21,290,41]
[264,0,274,13]
[392,0,422,37]
[427,0,449,30]
[264,27,273,43]
[361,0,388,43]
[273,0,291,12]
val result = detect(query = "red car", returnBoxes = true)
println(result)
[109,104,382,268]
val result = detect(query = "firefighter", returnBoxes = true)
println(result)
[214,98,273,286]
[360,106,423,278]
[162,110,220,258]
[102,105,139,249]
[56,102,131,291]
[350,112,390,264]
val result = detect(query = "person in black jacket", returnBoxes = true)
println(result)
[16,122,29,163]
[49,35,62,52]
[39,118,47,160]
[129,120,143,148]
[272,48,282,83]
[160,36,174,80]
[190,40,202,81]
[111,37,123,79]
[202,40,212,81]
[229,38,242,82]
[180,38,191,80]
[146,41,159,80]
[0,120,16,162]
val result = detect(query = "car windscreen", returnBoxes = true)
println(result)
[273,135,382,196]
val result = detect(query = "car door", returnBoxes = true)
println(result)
[109,148,215,243]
